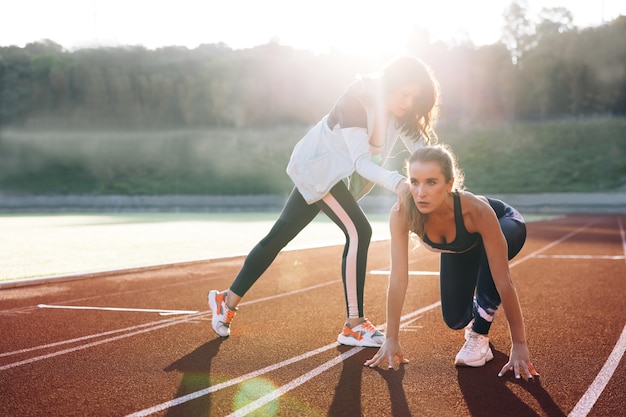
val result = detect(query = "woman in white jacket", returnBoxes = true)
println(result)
[209,56,441,347]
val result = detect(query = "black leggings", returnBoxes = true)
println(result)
[229,182,372,318]
[439,216,527,335]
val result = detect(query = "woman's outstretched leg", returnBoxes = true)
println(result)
[209,188,320,337]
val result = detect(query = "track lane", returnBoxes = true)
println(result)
[0,214,624,416]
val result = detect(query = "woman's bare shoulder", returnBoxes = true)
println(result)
[459,190,490,211]
[458,191,493,232]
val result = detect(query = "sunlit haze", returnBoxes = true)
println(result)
[2,0,624,57]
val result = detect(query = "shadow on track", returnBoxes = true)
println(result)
[329,346,411,417]
[457,348,566,417]
[370,364,411,416]
[329,346,366,417]
[163,338,226,417]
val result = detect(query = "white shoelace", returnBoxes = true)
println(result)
[461,333,484,352]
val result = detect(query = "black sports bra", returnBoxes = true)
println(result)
[422,192,481,254]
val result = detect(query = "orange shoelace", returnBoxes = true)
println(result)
[359,320,377,333]
[224,307,236,324]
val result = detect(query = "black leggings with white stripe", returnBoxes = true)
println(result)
[229,182,372,318]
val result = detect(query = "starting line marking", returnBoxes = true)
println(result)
[37,304,199,316]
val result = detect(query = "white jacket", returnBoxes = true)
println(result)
[286,80,426,204]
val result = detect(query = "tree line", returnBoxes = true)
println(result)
[1,3,625,129]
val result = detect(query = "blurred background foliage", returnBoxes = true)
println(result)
[0,3,624,196]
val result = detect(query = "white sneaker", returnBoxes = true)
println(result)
[337,319,385,347]
[208,290,237,337]
[455,330,494,367]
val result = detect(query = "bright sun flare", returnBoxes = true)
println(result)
[3,0,623,57]
[2,0,502,57]
[195,1,503,57]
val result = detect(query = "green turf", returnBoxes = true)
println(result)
[2,118,624,195]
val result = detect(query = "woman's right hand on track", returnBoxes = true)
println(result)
[364,338,409,369]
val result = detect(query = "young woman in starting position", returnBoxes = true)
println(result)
[365,145,539,379]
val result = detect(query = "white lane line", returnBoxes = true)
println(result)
[224,304,440,417]
[509,218,600,269]
[226,218,623,417]
[125,301,442,417]
[1,281,337,368]
[533,255,625,260]
[0,318,191,358]
[568,324,626,417]
[0,313,203,371]
[128,218,600,416]
[568,216,626,417]
[124,340,344,417]
[10,216,621,417]
[0,276,212,316]
[226,347,365,417]
[38,304,199,315]
[236,280,339,306]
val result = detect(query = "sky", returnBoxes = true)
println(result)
[1,0,624,57]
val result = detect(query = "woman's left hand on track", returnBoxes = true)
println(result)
[498,342,540,380]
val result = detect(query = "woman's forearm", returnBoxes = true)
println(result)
[499,283,528,345]
[386,210,410,340]
[385,271,408,340]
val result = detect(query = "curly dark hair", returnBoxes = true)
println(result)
[382,56,441,142]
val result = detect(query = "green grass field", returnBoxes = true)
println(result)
[1,118,624,195]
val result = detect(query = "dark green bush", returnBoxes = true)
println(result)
[1,118,624,195]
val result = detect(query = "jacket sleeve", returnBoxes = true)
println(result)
[341,127,405,193]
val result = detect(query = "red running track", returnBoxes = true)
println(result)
[1,214,625,417]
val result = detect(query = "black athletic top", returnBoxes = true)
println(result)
[421,192,524,254]
[422,192,481,254]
